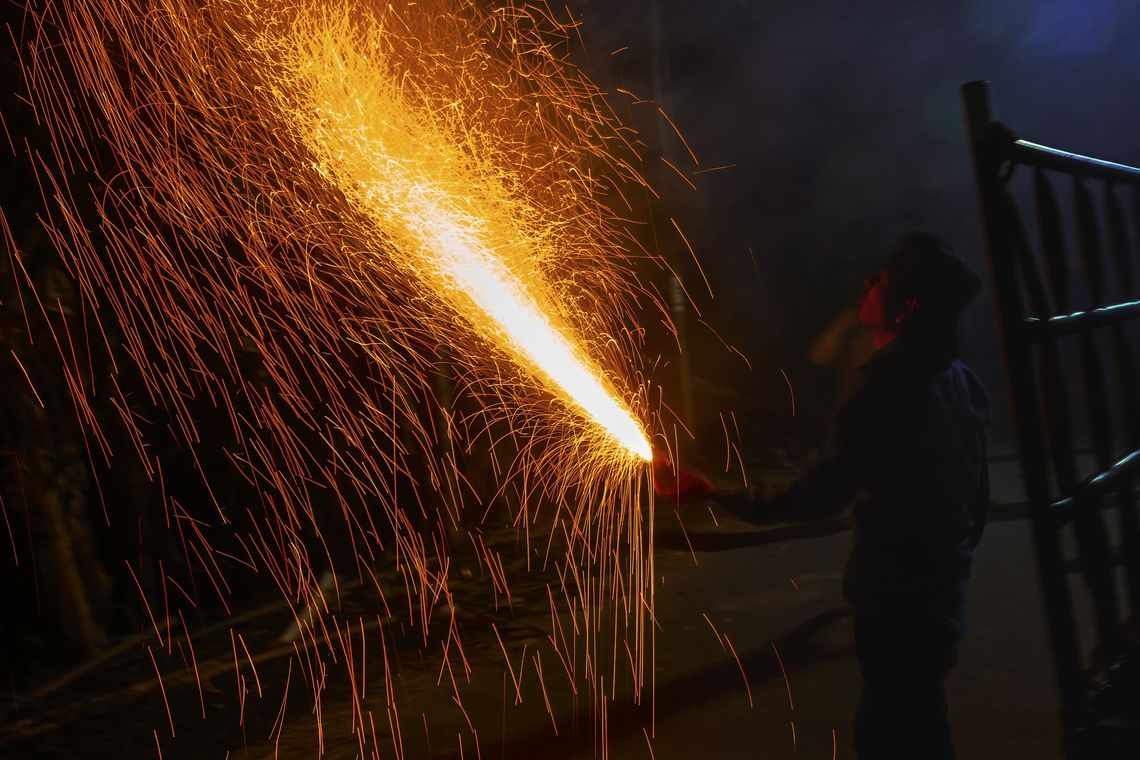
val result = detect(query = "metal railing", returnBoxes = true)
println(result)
[963,79,1140,757]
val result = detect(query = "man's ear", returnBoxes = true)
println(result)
[894,296,918,326]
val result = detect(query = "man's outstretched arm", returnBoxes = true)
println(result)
[721,402,870,526]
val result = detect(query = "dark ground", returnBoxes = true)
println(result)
[0,459,1078,760]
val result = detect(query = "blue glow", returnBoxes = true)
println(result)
[1019,0,1121,58]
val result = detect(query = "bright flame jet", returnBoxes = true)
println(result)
[295,28,653,462]
[398,183,651,461]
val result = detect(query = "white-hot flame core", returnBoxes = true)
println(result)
[300,38,653,463]
[365,177,652,462]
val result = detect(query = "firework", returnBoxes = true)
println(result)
[6,0,669,755]
[271,10,652,461]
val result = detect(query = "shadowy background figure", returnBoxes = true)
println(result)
[729,232,989,759]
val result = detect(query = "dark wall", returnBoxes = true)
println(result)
[571,0,1140,454]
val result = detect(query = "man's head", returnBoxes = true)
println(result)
[858,232,981,348]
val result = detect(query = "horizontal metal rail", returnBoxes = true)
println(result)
[1010,139,1140,184]
[1052,449,1140,525]
[1023,300,1140,342]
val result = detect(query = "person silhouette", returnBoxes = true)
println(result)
[741,232,989,759]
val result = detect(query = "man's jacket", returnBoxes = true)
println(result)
[757,336,990,636]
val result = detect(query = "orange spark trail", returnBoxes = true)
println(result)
[9,0,675,755]
[280,15,651,461]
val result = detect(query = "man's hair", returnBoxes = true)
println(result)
[882,232,982,342]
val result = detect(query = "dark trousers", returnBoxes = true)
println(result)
[853,613,959,760]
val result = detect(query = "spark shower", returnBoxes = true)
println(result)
[6,0,676,755]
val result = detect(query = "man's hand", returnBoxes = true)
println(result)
[651,450,714,501]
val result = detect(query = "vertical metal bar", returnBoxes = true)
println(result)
[1070,178,1123,658]
[1030,173,1099,624]
[1035,169,1069,312]
[1106,185,1136,299]
[1105,184,1140,614]
[961,81,1085,747]
[1031,167,1085,514]
[1029,172,1081,498]
[1075,179,1107,304]
[1134,188,1140,258]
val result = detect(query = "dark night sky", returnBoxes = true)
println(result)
[569,0,1140,451]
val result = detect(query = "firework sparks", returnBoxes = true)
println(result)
[283,22,652,460]
[7,0,670,755]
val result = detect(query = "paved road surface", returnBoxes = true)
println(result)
[3,462,1071,759]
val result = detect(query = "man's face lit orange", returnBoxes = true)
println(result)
[858,268,890,329]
